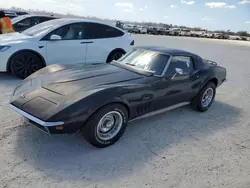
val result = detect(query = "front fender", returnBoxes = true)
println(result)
[7,48,46,72]
[48,86,132,123]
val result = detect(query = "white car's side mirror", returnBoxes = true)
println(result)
[50,34,62,41]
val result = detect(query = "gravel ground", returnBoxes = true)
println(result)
[1,35,250,188]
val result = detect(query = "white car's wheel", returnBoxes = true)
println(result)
[107,50,125,63]
[10,51,44,79]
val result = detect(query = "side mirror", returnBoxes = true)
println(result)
[175,68,183,75]
[50,34,62,41]
[171,68,184,80]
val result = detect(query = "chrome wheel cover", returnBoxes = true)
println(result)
[201,88,214,107]
[96,111,123,141]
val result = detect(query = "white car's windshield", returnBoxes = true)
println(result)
[11,15,29,24]
[22,24,53,37]
[22,19,62,37]
[116,49,170,76]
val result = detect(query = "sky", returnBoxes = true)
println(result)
[0,0,250,32]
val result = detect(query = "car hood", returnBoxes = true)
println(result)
[0,32,33,44]
[41,63,144,95]
[10,63,146,120]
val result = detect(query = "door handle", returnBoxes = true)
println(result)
[80,41,93,44]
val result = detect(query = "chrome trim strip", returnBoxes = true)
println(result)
[129,102,190,122]
[9,104,64,127]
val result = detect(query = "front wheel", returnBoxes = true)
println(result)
[107,50,125,63]
[83,104,128,148]
[191,82,216,112]
[10,52,44,79]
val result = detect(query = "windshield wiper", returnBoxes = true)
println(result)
[112,60,135,67]
[125,63,135,66]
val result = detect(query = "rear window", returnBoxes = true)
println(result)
[84,22,124,39]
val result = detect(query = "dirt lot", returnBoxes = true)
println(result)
[1,35,250,188]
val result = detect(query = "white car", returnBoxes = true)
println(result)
[0,18,134,79]
[137,26,147,34]
[229,35,242,40]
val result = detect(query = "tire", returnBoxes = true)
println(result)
[83,104,128,148]
[107,50,125,63]
[10,51,44,79]
[191,82,216,112]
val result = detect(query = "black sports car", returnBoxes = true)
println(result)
[9,46,227,148]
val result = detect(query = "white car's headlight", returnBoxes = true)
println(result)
[0,46,11,52]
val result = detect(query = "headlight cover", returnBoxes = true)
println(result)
[0,46,11,52]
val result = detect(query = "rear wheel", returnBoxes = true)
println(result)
[191,82,216,112]
[83,104,128,148]
[10,52,44,79]
[107,50,125,63]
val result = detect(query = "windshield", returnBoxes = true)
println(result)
[116,49,170,76]
[11,15,28,24]
[22,20,58,37]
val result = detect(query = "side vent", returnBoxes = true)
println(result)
[136,102,151,115]
[130,40,134,46]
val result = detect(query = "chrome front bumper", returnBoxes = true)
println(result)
[9,104,64,133]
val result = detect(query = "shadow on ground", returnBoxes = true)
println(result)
[0,73,20,86]
[14,100,242,182]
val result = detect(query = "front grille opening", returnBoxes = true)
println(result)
[28,120,49,133]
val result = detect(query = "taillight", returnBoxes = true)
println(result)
[130,40,134,45]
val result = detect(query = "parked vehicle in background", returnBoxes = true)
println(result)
[190,31,198,37]
[2,10,18,19]
[147,27,158,35]
[229,35,242,40]
[190,31,204,37]
[123,24,133,31]
[12,14,58,32]
[241,36,248,41]
[9,46,227,148]
[0,18,134,79]
[155,27,168,35]
[169,28,181,36]
[0,10,29,19]
[222,33,230,39]
[123,24,140,34]
[15,11,29,16]
[130,25,140,34]
[201,32,213,38]
[115,21,124,30]
[212,33,224,39]
[137,26,147,34]
[179,29,191,37]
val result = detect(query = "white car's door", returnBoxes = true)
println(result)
[83,22,128,64]
[44,23,87,65]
